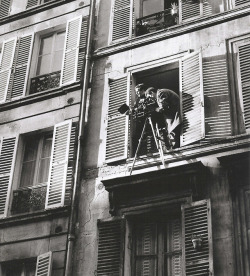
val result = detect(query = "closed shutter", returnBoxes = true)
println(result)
[168,219,182,276]
[0,37,17,103]
[112,0,132,41]
[182,199,213,276]
[180,51,205,146]
[0,0,11,18]
[77,17,88,81]
[97,219,125,276]
[203,58,232,139]
[45,120,72,209]
[26,0,39,9]
[238,42,250,130]
[60,16,82,86]
[0,137,17,218]
[7,34,34,100]
[180,0,200,22]
[105,77,129,162]
[35,251,52,276]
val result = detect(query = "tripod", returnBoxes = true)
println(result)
[130,115,166,175]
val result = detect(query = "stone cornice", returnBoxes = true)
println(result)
[93,5,250,59]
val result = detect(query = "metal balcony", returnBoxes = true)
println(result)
[29,70,61,94]
[11,185,47,214]
[136,7,178,36]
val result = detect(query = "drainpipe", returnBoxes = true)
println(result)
[65,0,95,275]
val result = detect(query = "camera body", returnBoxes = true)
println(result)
[136,97,158,114]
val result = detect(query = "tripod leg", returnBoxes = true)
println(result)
[130,118,148,175]
[155,123,165,164]
[148,117,165,167]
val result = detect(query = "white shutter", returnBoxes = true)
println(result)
[105,77,129,162]
[0,0,11,18]
[45,120,72,209]
[0,37,17,103]
[8,34,34,100]
[180,51,205,146]
[111,0,132,41]
[26,0,39,9]
[60,16,82,86]
[203,58,232,139]
[237,42,250,130]
[0,137,17,218]
[234,0,249,7]
[182,199,213,276]
[35,251,52,276]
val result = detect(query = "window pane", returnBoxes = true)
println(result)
[39,35,53,55]
[36,54,52,75]
[52,50,64,72]
[55,31,65,51]
[5,263,22,276]
[23,137,39,162]
[136,258,157,276]
[142,0,164,16]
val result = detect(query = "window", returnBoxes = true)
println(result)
[132,212,182,276]
[19,132,53,188]
[36,31,65,76]
[96,200,213,276]
[26,0,54,9]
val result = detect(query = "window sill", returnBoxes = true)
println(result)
[0,0,74,26]
[0,81,81,112]
[94,4,250,58]
[0,206,70,228]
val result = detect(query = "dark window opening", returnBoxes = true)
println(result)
[130,63,180,157]
[2,259,36,276]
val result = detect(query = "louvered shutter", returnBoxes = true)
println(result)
[203,58,232,139]
[45,120,72,209]
[168,219,182,276]
[105,77,129,162]
[35,251,52,276]
[179,0,212,22]
[7,34,34,100]
[77,17,88,81]
[60,16,82,86]
[0,137,17,218]
[237,42,250,130]
[182,199,213,276]
[97,219,125,276]
[135,222,157,276]
[180,51,205,146]
[0,37,17,103]
[26,0,39,9]
[0,0,11,18]
[112,0,132,41]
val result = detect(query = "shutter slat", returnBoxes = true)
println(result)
[180,52,204,146]
[182,200,213,276]
[112,0,131,41]
[0,137,17,218]
[105,77,128,162]
[238,43,250,129]
[0,0,11,18]
[61,17,82,86]
[97,219,124,276]
[45,120,72,209]
[35,252,52,276]
[181,0,200,22]
[235,0,249,6]
[26,0,39,9]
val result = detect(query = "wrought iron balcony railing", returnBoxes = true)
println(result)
[11,184,47,215]
[136,7,179,36]
[29,70,61,94]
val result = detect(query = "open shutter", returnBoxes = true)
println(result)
[237,42,250,130]
[45,120,72,209]
[35,251,52,276]
[60,16,82,86]
[7,34,34,100]
[105,77,129,162]
[0,37,17,103]
[180,51,205,146]
[234,0,249,7]
[97,219,125,276]
[0,137,17,218]
[203,57,232,139]
[0,0,11,18]
[111,0,132,41]
[182,199,213,276]
[26,0,39,9]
